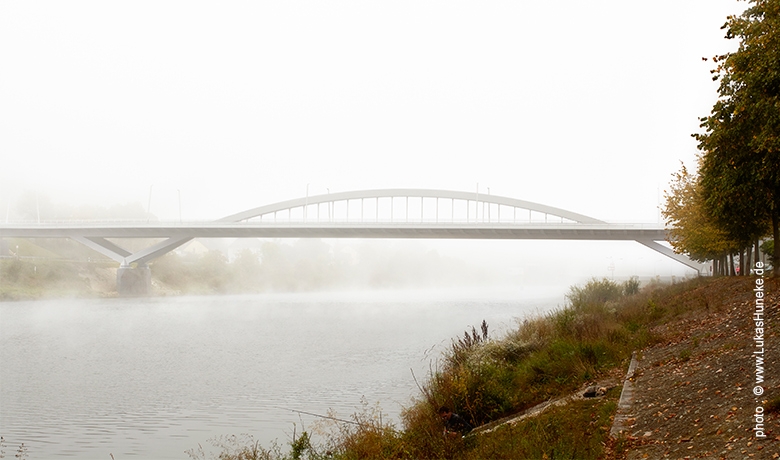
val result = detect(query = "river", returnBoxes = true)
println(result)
[0,286,564,459]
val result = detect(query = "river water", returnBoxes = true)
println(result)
[0,286,563,459]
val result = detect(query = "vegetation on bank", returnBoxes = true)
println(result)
[187,275,734,460]
[0,237,487,300]
[0,257,115,300]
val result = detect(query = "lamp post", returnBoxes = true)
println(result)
[327,188,332,222]
[147,185,154,222]
[487,187,490,223]
[475,183,479,223]
[305,183,309,221]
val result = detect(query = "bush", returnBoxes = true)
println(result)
[566,278,623,309]
[393,276,670,457]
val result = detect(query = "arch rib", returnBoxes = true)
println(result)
[217,189,606,224]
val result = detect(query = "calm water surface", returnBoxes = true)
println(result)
[0,286,563,459]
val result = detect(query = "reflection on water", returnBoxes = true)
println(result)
[0,286,562,459]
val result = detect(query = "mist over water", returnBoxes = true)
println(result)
[0,286,563,459]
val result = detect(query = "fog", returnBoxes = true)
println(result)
[0,1,732,291]
[2,2,744,215]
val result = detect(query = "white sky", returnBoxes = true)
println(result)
[0,1,746,279]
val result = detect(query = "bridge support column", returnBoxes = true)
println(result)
[117,264,152,296]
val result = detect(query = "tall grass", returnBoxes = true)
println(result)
[389,276,712,459]
[414,278,657,424]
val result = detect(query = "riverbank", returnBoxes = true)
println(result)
[0,258,118,300]
[440,276,780,459]
[460,276,779,459]
[187,276,778,460]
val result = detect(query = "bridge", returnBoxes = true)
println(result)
[0,189,701,294]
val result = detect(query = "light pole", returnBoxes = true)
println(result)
[177,189,182,223]
[327,188,332,222]
[147,185,154,222]
[475,183,479,223]
[305,183,309,221]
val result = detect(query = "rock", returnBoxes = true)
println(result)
[583,385,608,398]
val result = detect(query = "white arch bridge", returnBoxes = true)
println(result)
[0,189,702,294]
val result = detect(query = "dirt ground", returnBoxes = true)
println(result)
[610,276,780,459]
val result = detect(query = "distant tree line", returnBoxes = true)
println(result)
[664,0,779,276]
[151,239,488,294]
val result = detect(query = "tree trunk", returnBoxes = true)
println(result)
[746,245,753,275]
[739,250,744,276]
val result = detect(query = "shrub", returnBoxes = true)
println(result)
[566,278,623,309]
[316,399,405,460]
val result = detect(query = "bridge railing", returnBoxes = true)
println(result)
[0,220,667,228]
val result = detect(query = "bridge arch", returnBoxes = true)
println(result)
[218,188,606,224]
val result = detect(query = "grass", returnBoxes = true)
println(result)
[0,258,112,300]
[462,389,620,460]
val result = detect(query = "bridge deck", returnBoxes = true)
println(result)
[0,222,667,240]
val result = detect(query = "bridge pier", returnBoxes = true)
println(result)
[117,264,152,296]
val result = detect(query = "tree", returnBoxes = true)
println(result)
[663,164,734,271]
[694,0,780,272]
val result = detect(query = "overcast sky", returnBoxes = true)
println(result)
[0,1,746,278]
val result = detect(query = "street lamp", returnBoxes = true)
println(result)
[475,183,479,223]
[147,184,154,222]
[304,183,309,221]
[327,188,332,222]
